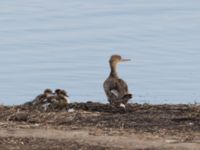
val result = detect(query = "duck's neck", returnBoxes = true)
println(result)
[109,63,119,78]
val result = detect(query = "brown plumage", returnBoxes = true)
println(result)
[32,89,53,105]
[47,89,69,110]
[103,55,132,107]
[54,89,70,103]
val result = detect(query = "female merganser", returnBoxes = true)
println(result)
[103,55,132,108]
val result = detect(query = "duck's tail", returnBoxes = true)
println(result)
[109,93,132,106]
[121,94,132,104]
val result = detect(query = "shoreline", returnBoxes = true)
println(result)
[0,102,200,150]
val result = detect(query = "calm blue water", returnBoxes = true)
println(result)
[0,0,200,105]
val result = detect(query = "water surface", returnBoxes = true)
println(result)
[0,0,200,105]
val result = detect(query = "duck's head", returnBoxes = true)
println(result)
[43,89,53,97]
[55,89,69,97]
[109,55,131,66]
[55,89,62,95]
[60,90,69,97]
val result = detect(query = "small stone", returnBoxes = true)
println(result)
[189,122,194,126]
[68,108,75,112]
[165,139,179,144]
[8,112,29,122]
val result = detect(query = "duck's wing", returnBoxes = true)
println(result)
[104,78,132,105]
[117,79,132,104]
[104,78,125,104]
[117,79,129,94]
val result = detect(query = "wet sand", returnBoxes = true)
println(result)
[0,102,200,150]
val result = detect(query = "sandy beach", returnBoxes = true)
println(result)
[0,102,200,150]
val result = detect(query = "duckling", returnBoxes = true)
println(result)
[52,89,69,110]
[55,89,70,103]
[32,88,53,105]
